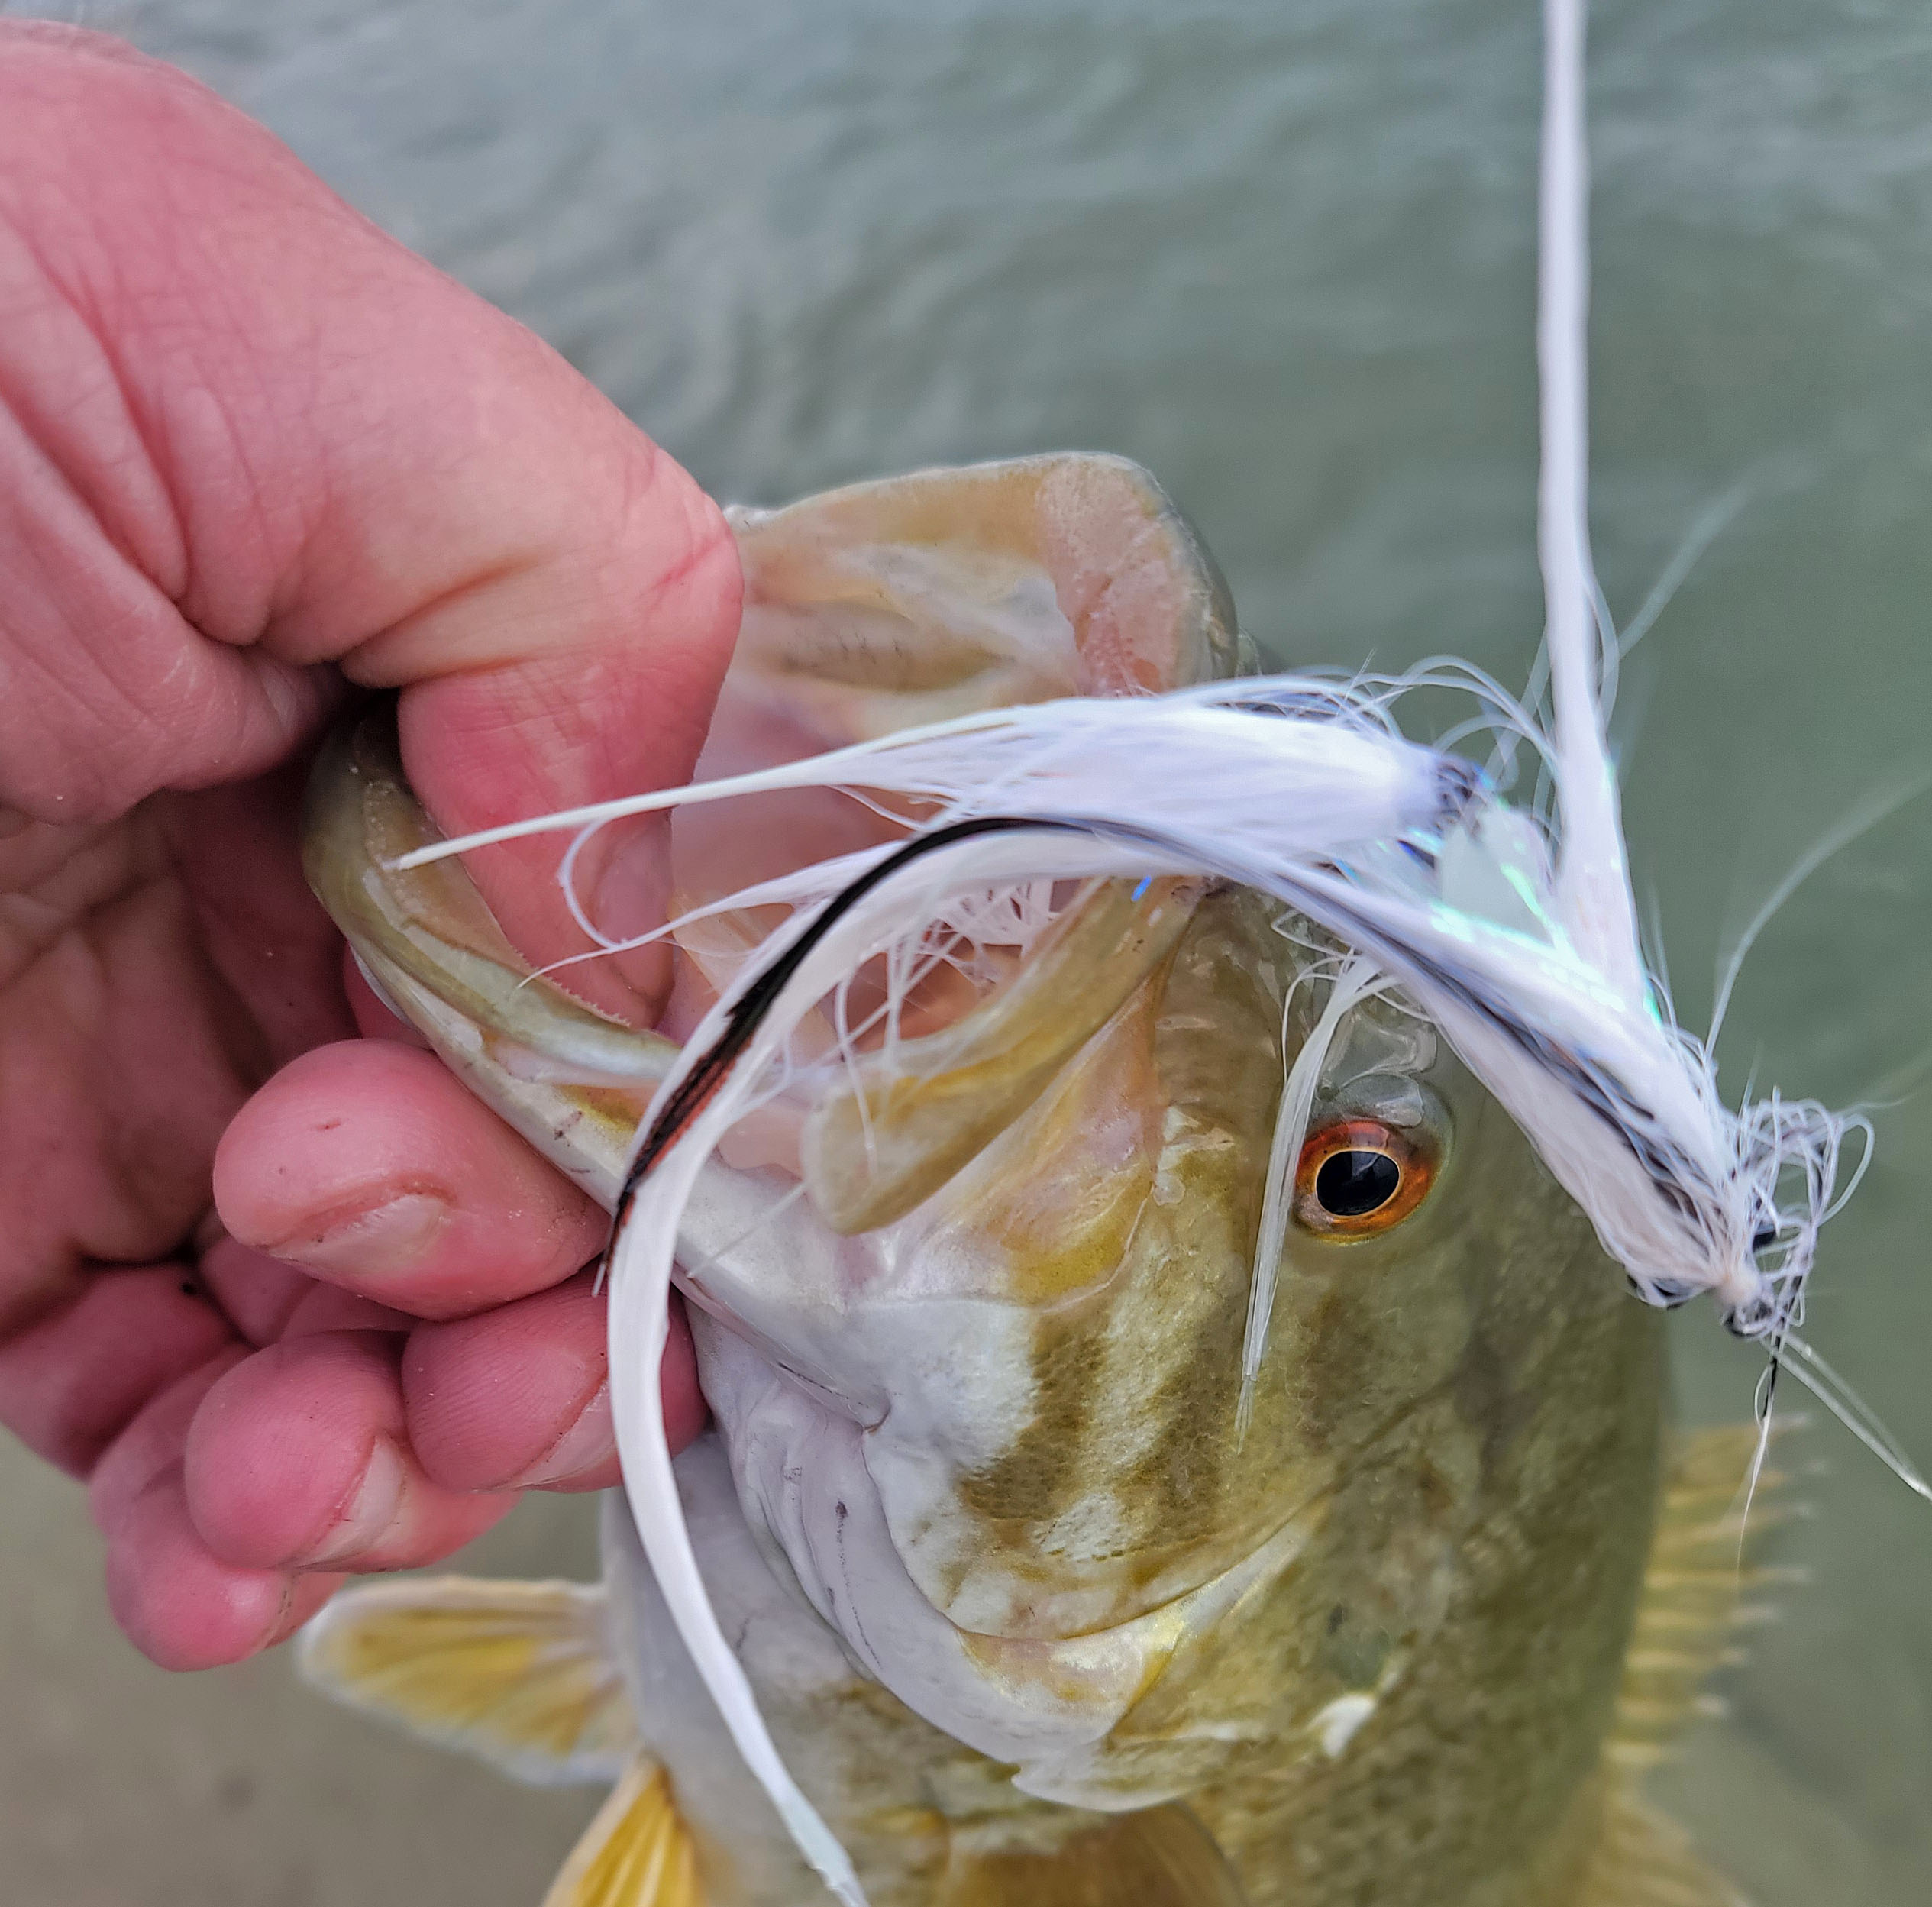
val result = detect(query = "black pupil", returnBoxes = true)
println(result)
[1315,1149,1401,1218]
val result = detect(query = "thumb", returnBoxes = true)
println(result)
[0,27,740,1013]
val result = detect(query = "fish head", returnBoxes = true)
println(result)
[707,871,1663,1808]
[304,454,1663,1814]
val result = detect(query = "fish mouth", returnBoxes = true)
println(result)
[305,697,1470,1611]
[306,709,1458,1787]
[303,703,680,1205]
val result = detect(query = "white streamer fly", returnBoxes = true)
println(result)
[393,0,1885,1892]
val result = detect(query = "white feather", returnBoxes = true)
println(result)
[605,1124,872,1907]
[394,4,1877,1892]
[1241,955,1387,1435]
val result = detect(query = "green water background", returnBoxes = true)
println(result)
[5,1,1930,1899]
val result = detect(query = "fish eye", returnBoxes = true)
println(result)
[1293,1117,1436,1239]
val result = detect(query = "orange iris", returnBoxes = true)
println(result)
[1291,1117,1436,1240]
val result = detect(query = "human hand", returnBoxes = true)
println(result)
[0,26,729,1668]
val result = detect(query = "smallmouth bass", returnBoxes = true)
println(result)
[298,455,1775,1907]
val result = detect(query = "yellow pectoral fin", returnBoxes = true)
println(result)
[544,1758,703,1907]
[1575,1790,1749,1907]
[936,1803,1245,1907]
[298,1577,635,1786]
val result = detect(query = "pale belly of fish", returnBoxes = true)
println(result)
[296,456,1774,1907]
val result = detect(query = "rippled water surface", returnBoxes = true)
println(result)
[11,1,1932,1899]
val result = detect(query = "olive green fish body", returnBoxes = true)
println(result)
[298,458,1742,1907]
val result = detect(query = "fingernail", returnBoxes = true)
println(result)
[303,1437,407,1566]
[264,1572,346,1651]
[508,1383,616,1488]
[271,1194,448,1282]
